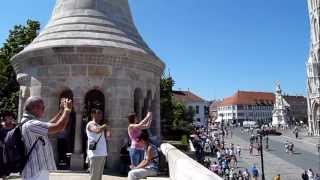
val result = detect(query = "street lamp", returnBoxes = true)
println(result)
[255,127,282,179]
[257,130,267,180]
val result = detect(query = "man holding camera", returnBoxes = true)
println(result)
[86,108,111,180]
[21,96,72,180]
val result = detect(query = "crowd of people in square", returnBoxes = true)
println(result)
[190,126,261,180]
[190,123,320,180]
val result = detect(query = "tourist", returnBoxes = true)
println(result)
[273,174,281,180]
[302,170,308,180]
[265,135,269,150]
[0,111,16,180]
[236,144,241,157]
[315,173,320,180]
[251,164,259,180]
[307,169,314,180]
[0,111,16,135]
[21,96,72,180]
[209,161,219,174]
[86,108,111,180]
[242,168,250,180]
[229,168,235,179]
[249,143,253,155]
[237,170,243,180]
[285,141,289,153]
[128,130,159,180]
[127,112,152,166]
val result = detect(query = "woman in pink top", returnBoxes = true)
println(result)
[127,112,152,167]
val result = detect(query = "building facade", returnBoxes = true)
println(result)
[217,91,275,126]
[283,95,308,125]
[172,90,209,127]
[11,0,164,169]
[306,0,320,136]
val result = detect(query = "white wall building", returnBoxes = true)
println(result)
[217,91,275,126]
[306,0,320,136]
[173,90,209,127]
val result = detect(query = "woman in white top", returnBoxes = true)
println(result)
[86,109,111,180]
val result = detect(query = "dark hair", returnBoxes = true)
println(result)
[128,112,136,124]
[2,111,15,119]
[91,108,102,114]
[138,130,149,142]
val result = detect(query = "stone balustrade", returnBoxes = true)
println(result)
[160,143,223,180]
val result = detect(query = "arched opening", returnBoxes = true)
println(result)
[134,88,143,120]
[142,90,152,118]
[57,89,76,170]
[82,89,106,168]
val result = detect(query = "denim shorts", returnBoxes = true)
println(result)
[129,148,144,166]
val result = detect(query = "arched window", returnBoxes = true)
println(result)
[57,89,75,169]
[134,88,143,120]
[84,89,105,121]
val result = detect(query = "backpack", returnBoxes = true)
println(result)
[0,119,45,176]
[252,168,258,176]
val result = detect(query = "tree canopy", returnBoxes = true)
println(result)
[0,20,40,118]
[160,75,194,140]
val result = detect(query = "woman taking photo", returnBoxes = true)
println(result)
[127,112,152,167]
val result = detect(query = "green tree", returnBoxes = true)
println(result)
[160,74,195,139]
[172,101,194,135]
[160,75,175,136]
[0,20,40,117]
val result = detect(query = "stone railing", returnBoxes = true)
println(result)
[160,143,223,180]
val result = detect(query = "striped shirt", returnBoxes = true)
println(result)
[21,113,56,179]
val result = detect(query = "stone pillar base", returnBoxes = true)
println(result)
[70,153,84,170]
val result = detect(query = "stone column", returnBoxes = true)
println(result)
[71,96,84,170]
[107,90,132,170]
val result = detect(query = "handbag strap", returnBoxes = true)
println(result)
[96,133,103,144]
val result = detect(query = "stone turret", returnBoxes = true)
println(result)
[11,0,164,170]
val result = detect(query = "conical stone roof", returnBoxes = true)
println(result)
[17,0,157,57]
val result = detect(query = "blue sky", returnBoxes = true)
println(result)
[0,0,310,100]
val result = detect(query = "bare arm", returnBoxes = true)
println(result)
[48,99,72,134]
[135,145,152,169]
[130,112,152,129]
[49,109,63,124]
[88,123,107,134]
[49,98,65,123]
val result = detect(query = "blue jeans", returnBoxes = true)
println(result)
[129,148,144,166]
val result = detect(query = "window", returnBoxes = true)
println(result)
[196,106,199,114]
[197,118,201,122]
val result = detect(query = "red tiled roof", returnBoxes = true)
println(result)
[218,91,275,107]
[172,90,205,103]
